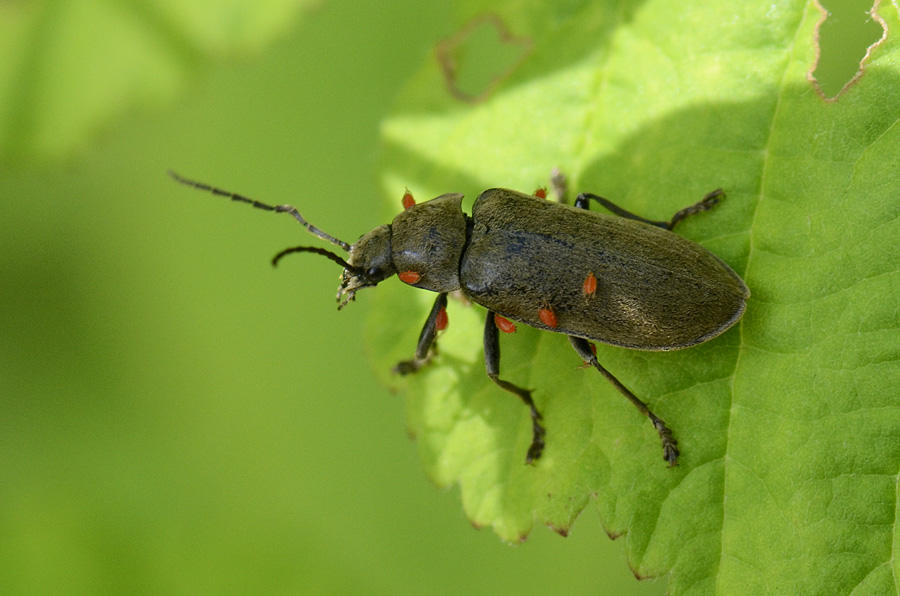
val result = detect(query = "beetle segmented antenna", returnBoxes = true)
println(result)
[271,246,357,271]
[168,170,351,251]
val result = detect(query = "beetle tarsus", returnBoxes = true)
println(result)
[525,414,546,464]
[666,188,723,230]
[488,372,546,464]
[649,413,680,466]
[393,357,428,375]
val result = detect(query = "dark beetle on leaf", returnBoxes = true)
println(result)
[170,171,749,466]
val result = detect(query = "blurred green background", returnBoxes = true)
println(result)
[0,0,881,594]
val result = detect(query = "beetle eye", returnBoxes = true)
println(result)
[367,267,380,278]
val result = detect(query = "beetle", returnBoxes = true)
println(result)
[169,171,749,466]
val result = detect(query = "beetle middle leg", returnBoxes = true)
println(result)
[568,336,680,466]
[393,293,448,374]
[575,189,723,230]
[484,311,546,464]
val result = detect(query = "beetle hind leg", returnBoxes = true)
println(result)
[575,188,723,231]
[568,336,680,466]
[484,311,546,464]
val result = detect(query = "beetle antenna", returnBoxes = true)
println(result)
[271,245,357,271]
[168,170,351,252]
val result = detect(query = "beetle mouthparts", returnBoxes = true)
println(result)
[337,290,356,310]
[336,270,369,310]
[336,286,357,310]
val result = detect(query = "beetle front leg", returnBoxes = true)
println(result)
[484,311,546,464]
[575,189,723,231]
[568,336,680,466]
[393,293,448,375]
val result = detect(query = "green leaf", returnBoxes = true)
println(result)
[0,0,320,161]
[370,0,900,593]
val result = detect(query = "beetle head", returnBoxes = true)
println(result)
[270,223,396,309]
[338,224,396,308]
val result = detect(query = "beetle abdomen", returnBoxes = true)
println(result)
[460,189,749,350]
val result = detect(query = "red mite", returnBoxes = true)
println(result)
[494,314,517,333]
[583,272,597,297]
[435,305,448,331]
[398,270,421,284]
[538,304,558,328]
[402,190,416,210]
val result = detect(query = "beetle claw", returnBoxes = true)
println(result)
[525,442,544,465]
[663,444,680,467]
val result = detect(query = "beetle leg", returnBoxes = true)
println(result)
[393,293,448,375]
[484,311,546,464]
[575,189,723,231]
[568,336,680,466]
[549,168,568,203]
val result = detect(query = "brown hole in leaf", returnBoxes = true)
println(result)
[435,13,532,104]
[809,0,886,100]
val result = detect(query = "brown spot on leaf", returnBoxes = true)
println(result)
[435,13,532,103]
